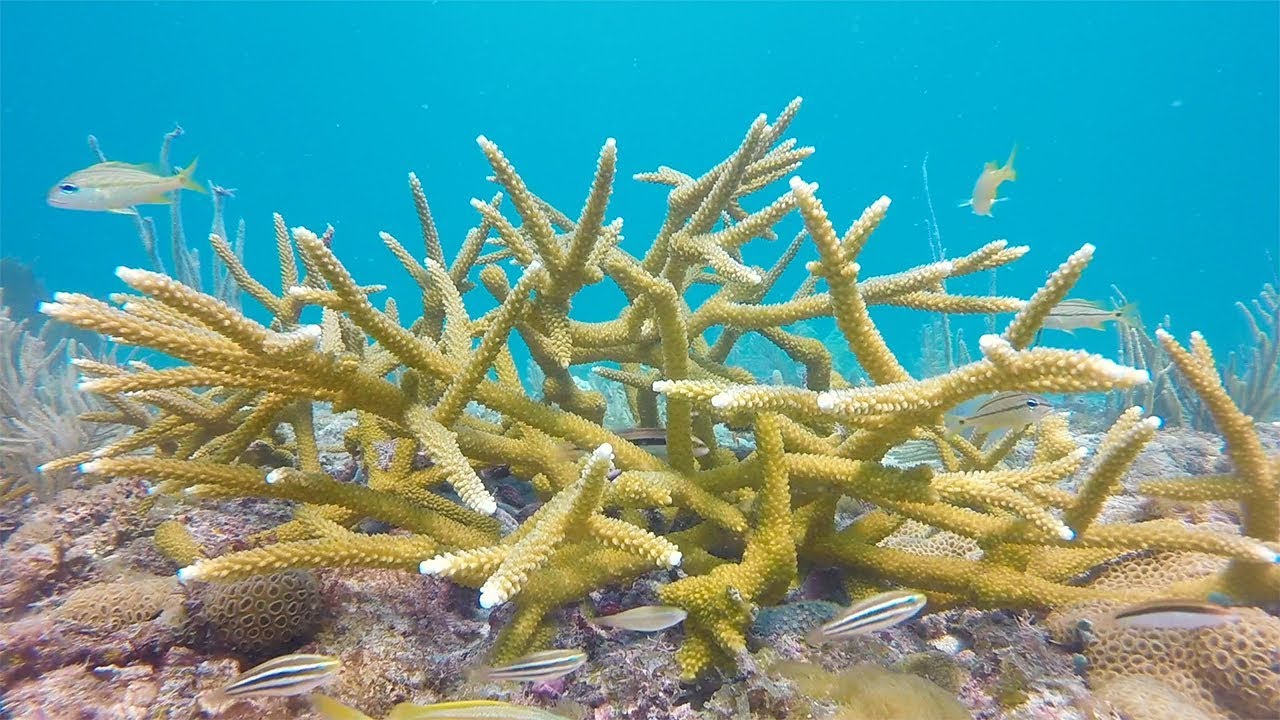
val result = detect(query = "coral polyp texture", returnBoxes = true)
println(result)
[39,99,1279,680]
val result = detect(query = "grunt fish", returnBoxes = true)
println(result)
[807,590,928,644]
[588,605,688,632]
[962,144,1017,216]
[313,695,572,720]
[558,427,708,464]
[615,427,710,459]
[217,652,340,699]
[1110,599,1241,630]
[472,648,588,683]
[950,392,1053,434]
[1042,299,1139,333]
[47,158,205,214]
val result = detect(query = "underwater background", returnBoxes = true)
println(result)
[2,3,1279,720]
[3,2,1277,362]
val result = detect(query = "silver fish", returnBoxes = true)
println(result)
[473,648,587,683]
[1043,299,1137,333]
[1111,600,1240,630]
[807,591,927,644]
[219,652,341,698]
[589,605,688,632]
[951,392,1052,434]
[47,158,204,214]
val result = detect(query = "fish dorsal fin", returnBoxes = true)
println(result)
[983,161,999,172]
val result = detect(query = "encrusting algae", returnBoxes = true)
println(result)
[36,98,1280,686]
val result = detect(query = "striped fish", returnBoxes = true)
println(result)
[558,428,709,464]
[806,591,927,644]
[616,427,710,459]
[219,652,341,698]
[1043,299,1138,333]
[1110,599,1240,630]
[472,648,587,683]
[950,392,1052,434]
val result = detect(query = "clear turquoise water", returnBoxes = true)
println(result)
[2,1,1276,367]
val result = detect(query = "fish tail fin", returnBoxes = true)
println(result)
[177,157,207,194]
[1004,143,1017,180]
[1116,302,1141,326]
[311,695,375,720]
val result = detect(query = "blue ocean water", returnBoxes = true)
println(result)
[2,1,1276,369]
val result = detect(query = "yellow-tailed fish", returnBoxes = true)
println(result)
[962,144,1016,216]
[47,158,205,215]
[1110,599,1241,630]
[806,590,927,644]
[217,652,340,698]
[588,605,688,632]
[1042,299,1139,333]
[313,696,573,720]
[472,648,587,683]
[949,392,1052,434]
[313,695,376,720]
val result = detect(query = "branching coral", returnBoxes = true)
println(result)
[39,99,1279,680]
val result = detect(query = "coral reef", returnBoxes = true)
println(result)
[22,96,1280,718]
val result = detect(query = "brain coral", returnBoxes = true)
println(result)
[198,570,321,657]
[54,576,183,631]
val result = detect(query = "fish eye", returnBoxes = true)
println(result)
[1025,399,1039,408]
[58,183,79,194]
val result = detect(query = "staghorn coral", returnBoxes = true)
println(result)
[37,99,1280,682]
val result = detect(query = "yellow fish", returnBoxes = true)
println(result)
[963,144,1016,216]
[47,158,204,215]
[312,695,573,720]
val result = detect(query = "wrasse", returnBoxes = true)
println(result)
[807,590,928,644]
[472,648,587,683]
[215,652,340,699]
[588,605,688,632]
[313,695,572,720]
[47,158,205,215]
[1043,299,1139,333]
[949,392,1053,434]
[962,144,1017,216]
[1110,599,1241,630]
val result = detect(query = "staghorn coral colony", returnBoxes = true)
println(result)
[10,99,1279,718]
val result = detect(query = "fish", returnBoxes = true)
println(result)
[312,696,573,720]
[1110,599,1241,630]
[588,605,688,632]
[615,427,710,459]
[47,158,205,215]
[1042,299,1139,333]
[471,648,588,683]
[949,392,1053,434]
[558,427,708,464]
[961,144,1017,216]
[216,652,341,699]
[807,590,928,644]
